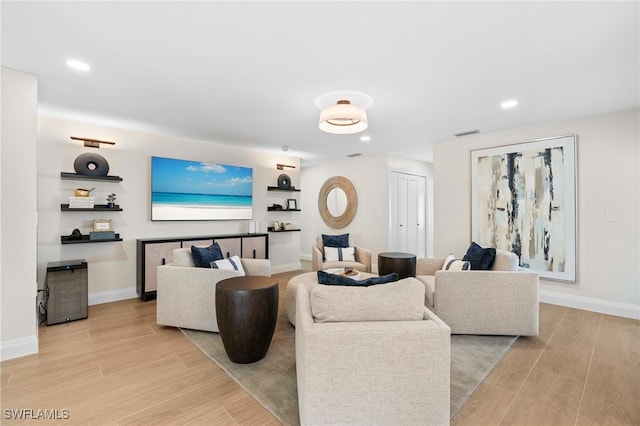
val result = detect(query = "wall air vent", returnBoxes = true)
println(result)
[346,153,362,157]
[454,129,480,137]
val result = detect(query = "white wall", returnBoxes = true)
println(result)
[37,116,302,305]
[1,68,39,360]
[300,154,433,267]
[434,108,639,319]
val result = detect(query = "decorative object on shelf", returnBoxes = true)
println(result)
[270,203,283,211]
[277,173,292,190]
[74,152,110,176]
[273,220,281,231]
[68,228,83,240]
[90,231,116,240]
[68,196,95,209]
[106,193,117,208]
[74,188,94,197]
[92,219,113,232]
[276,163,296,170]
[70,136,116,149]
[286,199,297,210]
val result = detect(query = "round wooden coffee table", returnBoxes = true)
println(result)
[378,252,417,279]
[215,276,279,364]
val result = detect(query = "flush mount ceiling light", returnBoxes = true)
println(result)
[501,99,518,109]
[318,100,368,134]
[315,90,373,135]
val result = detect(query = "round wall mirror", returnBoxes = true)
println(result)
[327,187,347,217]
[318,176,357,228]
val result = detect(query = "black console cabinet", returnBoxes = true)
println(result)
[136,233,269,301]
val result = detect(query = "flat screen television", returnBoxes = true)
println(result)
[151,156,253,221]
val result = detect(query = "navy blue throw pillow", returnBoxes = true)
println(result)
[191,243,224,268]
[462,242,496,270]
[317,270,399,287]
[322,233,350,248]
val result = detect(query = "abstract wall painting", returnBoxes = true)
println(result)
[471,135,577,282]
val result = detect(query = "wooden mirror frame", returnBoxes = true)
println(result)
[318,176,357,228]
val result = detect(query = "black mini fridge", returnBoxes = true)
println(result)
[46,259,88,325]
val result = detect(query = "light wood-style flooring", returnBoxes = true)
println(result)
[2,267,639,425]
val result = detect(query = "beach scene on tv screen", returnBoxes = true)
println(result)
[151,156,253,221]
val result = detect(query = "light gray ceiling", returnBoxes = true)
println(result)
[2,1,638,166]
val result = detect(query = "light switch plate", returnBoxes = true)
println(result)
[606,210,616,222]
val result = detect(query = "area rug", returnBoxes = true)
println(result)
[182,314,515,426]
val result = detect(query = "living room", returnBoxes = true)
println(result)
[2,1,639,425]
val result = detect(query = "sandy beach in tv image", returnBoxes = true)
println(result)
[151,156,253,221]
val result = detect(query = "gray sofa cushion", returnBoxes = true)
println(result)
[310,277,425,323]
[492,249,520,271]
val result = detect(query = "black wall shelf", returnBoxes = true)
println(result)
[267,227,301,232]
[61,172,123,182]
[267,207,301,212]
[267,186,300,192]
[61,204,122,212]
[61,234,122,244]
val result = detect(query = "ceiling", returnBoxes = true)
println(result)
[2,1,638,167]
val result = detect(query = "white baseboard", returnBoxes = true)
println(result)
[272,262,302,274]
[540,290,640,320]
[1,335,38,361]
[89,286,138,306]
[299,253,312,262]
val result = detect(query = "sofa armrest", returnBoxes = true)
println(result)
[434,270,539,335]
[240,258,272,276]
[311,245,323,271]
[354,246,372,272]
[416,257,446,275]
[295,284,450,425]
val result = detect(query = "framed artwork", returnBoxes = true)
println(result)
[471,135,577,282]
[287,199,297,210]
[93,219,113,232]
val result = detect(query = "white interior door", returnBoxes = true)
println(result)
[389,171,426,257]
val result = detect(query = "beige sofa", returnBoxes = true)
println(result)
[416,249,539,336]
[295,279,451,425]
[156,248,271,332]
[311,235,372,272]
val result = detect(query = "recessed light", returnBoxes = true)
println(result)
[501,99,518,109]
[66,59,91,72]
[360,135,371,142]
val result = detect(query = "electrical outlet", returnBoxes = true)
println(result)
[606,210,616,222]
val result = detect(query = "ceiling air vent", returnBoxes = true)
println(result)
[346,153,362,157]
[454,129,480,137]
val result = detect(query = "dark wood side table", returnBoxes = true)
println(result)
[378,252,417,279]
[215,276,279,364]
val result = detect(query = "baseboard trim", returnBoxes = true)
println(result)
[89,287,138,306]
[540,290,640,320]
[272,262,302,275]
[299,253,312,262]
[1,335,38,361]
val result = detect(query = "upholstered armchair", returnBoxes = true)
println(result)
[295,279,451,425]
[311,235,372,273]
[156,248,271,332]
[415,249,539,336]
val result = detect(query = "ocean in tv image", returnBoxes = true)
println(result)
[151,156,253,221]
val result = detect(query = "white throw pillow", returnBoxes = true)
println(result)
[324,246,355,262]
[210,255,245,276]
[443,254,470,271]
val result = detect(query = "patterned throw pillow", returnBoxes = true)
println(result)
[209,255,245,276]
[442,254,470,271]
[191,243,224,268]
[324,246,355,262]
